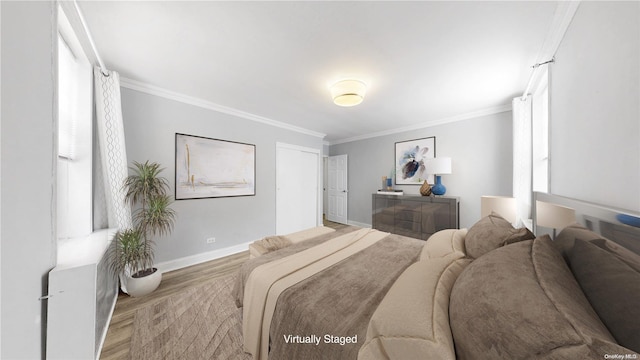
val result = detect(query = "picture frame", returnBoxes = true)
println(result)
[395,136,436,185]
[175,133,255,199]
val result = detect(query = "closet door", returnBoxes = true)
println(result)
[276,143,321,235]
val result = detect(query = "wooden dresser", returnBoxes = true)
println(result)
[372,193,459,240]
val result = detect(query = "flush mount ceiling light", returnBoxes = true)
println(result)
[330,79,367,107]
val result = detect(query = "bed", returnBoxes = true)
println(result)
[234,194,640,359]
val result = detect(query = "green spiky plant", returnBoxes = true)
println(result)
[108,228,151,278]
[108,161,176,279]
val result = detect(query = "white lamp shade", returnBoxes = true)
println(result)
[425,157,452,175]
[481,196,516,224]
[536,201,576,230]
[330,79,367,107]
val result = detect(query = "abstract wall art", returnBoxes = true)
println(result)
[395,136,436,185]
[175,133,255,199]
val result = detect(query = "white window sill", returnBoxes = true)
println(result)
[55,228,117,270]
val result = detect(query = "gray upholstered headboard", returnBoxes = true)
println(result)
[533,192,640,255]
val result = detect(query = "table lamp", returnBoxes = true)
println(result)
[536,201,576,239]
[426,157,452,196]
[481,196,517,225]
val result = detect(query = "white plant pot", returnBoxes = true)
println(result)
[125,268,162,297]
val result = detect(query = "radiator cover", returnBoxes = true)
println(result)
[46,228,118,360]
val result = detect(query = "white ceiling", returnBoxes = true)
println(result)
[78,1,559,143]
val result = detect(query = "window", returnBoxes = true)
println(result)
[512,95,532,228]
[57,7,93,239]
[58,35,78,160]
[532,67,549,193]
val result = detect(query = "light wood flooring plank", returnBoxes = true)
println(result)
[100,221,347,359]
[99,250,249,360]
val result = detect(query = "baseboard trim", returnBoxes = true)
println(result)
[348,220,372,228]
[155,221,372,273]
[156,241,253,273]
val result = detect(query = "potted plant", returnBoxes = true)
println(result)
[108,161,176,297]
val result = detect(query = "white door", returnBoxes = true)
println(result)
[276,143,321,235]
[323,156,328,219]
[327,154,348,224]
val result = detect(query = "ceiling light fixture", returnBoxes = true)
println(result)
[330,79,367,107]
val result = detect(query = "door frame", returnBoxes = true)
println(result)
[275,142,323,233]
[323,155,329,220]
[327,154,348,224]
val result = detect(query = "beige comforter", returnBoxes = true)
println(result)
[234,227,423,360]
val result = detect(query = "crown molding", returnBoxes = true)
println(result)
[121,77,510,146]
[119,77,327,139]
[330,2,581,146]
[328,104,512,145]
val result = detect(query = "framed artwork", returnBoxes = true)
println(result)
[395,136,436,185]
[175,133,255,199]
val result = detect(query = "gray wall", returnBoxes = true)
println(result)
[0,2,635,358]
[121,88,324,263]
[323,143,330,157]
[1,2,56,358]
[550,1,639,212]
[330,111,513,229]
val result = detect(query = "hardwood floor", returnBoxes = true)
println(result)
[99,251,249,360]
[323,219,350,230]
[99,220,348,359]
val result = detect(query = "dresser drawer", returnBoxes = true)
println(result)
[421,232,434,241]
[393,227,422,240]
[372,193,459,241]
[394,208,421,222]
[395,218,421,232]
[373,213,394,227]
[375,223,394,233]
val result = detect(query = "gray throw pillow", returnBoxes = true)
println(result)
[450,236,635,359]
[464,212,535,259]
[569,239,640,353]
[589,238,640,273]
[553,222,602,259]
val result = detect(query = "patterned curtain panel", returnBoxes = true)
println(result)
[93,136,108,230]
[94,67,132,230]
[512,95,532,228]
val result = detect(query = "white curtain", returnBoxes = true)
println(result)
[512,96,532,228]
[94,68,132,230]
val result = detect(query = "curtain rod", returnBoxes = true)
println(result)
[531,58,555,69]
[521,57,555,99]
[73,0,109,76]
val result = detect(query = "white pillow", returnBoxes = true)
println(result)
[420,228,467,261]
[358,257,471,360]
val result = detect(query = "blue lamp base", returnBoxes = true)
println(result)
[431,175,446,196]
